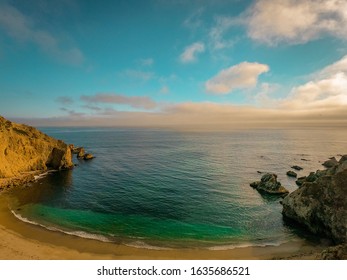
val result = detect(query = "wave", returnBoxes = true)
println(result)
[11,209,170,250]
[125,241,171,250]
[11,210,112,243]
[34,170,56,181]
[207,241,284,251]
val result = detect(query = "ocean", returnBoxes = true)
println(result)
[8,127,347,249]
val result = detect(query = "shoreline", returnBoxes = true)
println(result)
[0,193,326,260]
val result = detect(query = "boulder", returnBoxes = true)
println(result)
[286,170,297,178]
[322,157,338,168]
[291,165,303,171]
[250,173,289,195]
[77,147,85,158]
[306,171,319,182]
[295,176,307,187]
[339,155,347,164]
[282,160,347,244]
[83,153,94,160]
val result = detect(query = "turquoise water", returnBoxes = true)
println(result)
[11,128,347,248]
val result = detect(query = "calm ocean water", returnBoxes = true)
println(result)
[10,128,347,249]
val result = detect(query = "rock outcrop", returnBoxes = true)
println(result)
[0,116,74,189]
[250,173,289,195]
[71,146,94,161]
[322,157,338,168]
[83,153,95,160]
[282,155,347,244]
[318,244,347,260]
[286,170,297,178]
[291,165,303,171]
[76,147,85,158]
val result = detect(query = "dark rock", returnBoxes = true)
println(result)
[83,153,94,160]
[295,176,306,187]
[322,157,338,168]
[306,171,318,182]
[257,171,263,174]
[339,155,347,163]
[250,173,289,195]
[291,165,303,171]
[286,170,297,178]
[250,181,260,188]
[282,161,347,244]
[318,244,347,260]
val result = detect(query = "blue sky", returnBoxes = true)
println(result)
[1,0,347,128]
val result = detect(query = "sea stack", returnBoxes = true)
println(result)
[250,173,289,195]
[0,116,74,189]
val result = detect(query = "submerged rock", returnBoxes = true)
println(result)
[291,165,303,171]
[250,173,289,195]
[286,170,297,178]
[282,156,347,244]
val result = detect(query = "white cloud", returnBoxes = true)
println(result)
[282,72,347,109]
[280,55,347,109]
[318,55,347,77]
[179,42,205,63]
[205,62,269,94]
[246,0,347,45]
[0,3,84,65]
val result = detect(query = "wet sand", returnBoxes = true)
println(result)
[0,194,325,260]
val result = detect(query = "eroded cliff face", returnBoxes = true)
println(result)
[0,116,73,182]
[282,156,347,244]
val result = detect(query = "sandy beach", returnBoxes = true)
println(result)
[0,193,325,260]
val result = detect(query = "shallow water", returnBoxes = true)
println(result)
[9,128,347,249]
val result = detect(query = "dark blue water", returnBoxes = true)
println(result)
[11,128,347,249]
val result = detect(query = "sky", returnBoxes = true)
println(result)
[1,0,347,129]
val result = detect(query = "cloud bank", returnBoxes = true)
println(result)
[81,93,157,110]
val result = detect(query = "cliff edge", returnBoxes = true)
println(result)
[0,116,73,189]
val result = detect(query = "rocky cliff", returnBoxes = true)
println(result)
[0,116,73,188]
[282,156,347,244]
